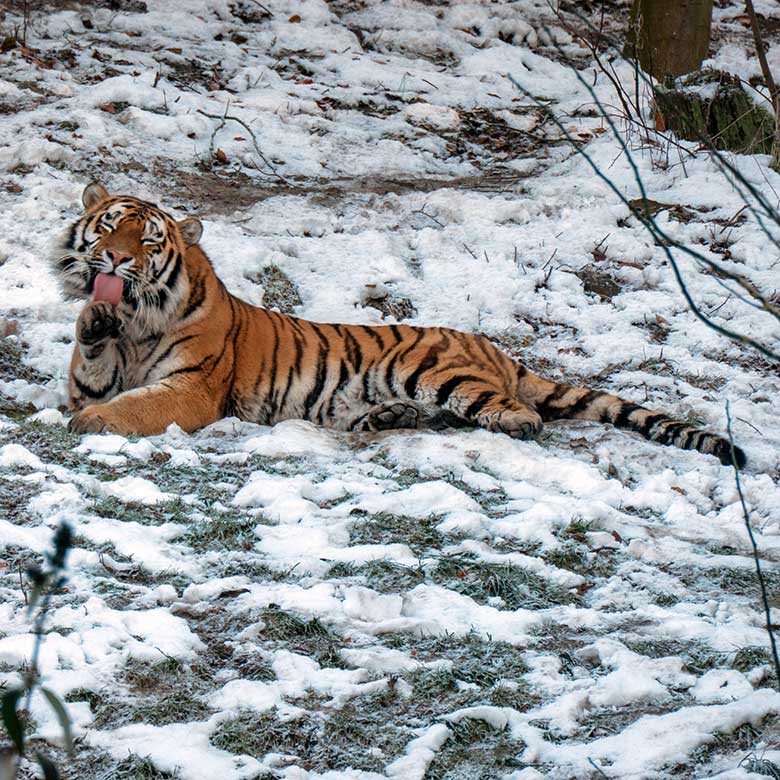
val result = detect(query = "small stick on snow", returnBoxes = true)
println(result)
[587,758,609,779]
[197,108,288,184]
[18,565,27,606]
[412,204,444,227]
[515,246,527,274]
[249,0,272,15]
[736,416,762,436]
[720,205,748,233]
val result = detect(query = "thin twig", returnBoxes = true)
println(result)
[726,402,780,690]
[412,203,444,227]
[736,416,762,436]
[18,566,26,606]
[745,0,778,105]
[197,108,288,183]
[587,757,609,779]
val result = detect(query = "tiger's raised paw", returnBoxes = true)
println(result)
[78,301,120,345]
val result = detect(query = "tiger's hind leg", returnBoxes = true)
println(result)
[416,376,543,440]
[349,401,420,432]
[472,396,543,440]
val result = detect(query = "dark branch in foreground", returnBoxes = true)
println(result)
[726,402,780,690]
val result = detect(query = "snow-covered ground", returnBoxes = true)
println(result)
[1,1,780,778]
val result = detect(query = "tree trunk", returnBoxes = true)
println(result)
[626,0,714,80]
[653,70,775,155]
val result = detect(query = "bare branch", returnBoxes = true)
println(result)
[509,70,780,362]
[744,0,778,104]
[197,108,288,184]
[726,402,780,690]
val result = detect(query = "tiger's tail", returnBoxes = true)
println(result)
[518,369,746,467]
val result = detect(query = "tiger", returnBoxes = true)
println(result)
[52,182,746,468]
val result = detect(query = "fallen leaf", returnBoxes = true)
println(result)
[576,582,593,596]
[214,148,228,164]
[671,486,686,495]
[610,530,623,543]
[0,318,18,336]
[289,14,302,22]
[99,103,117,114]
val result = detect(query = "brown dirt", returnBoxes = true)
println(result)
[155,165,531,217]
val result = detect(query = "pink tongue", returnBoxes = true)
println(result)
[93,273,124,306]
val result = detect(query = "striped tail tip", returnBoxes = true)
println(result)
[707,437,747,469]
[647,419,747,468]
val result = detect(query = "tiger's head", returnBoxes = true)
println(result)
[54,182,203,334]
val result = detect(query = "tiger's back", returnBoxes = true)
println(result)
[55,183,746,468]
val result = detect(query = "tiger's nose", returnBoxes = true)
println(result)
[106,249,133,267]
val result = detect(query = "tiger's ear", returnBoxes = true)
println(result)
[82,182,110,210]
[178,217,203,247]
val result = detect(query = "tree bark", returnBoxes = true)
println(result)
[744,0,780,169]
[626,0,714,80]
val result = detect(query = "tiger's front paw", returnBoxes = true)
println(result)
[78,301,120,345]
[68,406,113,435]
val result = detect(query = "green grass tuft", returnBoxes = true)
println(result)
[732,645,773,672]
[246,265,303,312]
[113,755,181,779]
[259,605,348,669]
[349,511,445,553]
[425,717,521,780]
[181,509,259,552]
[431,554,578,609]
